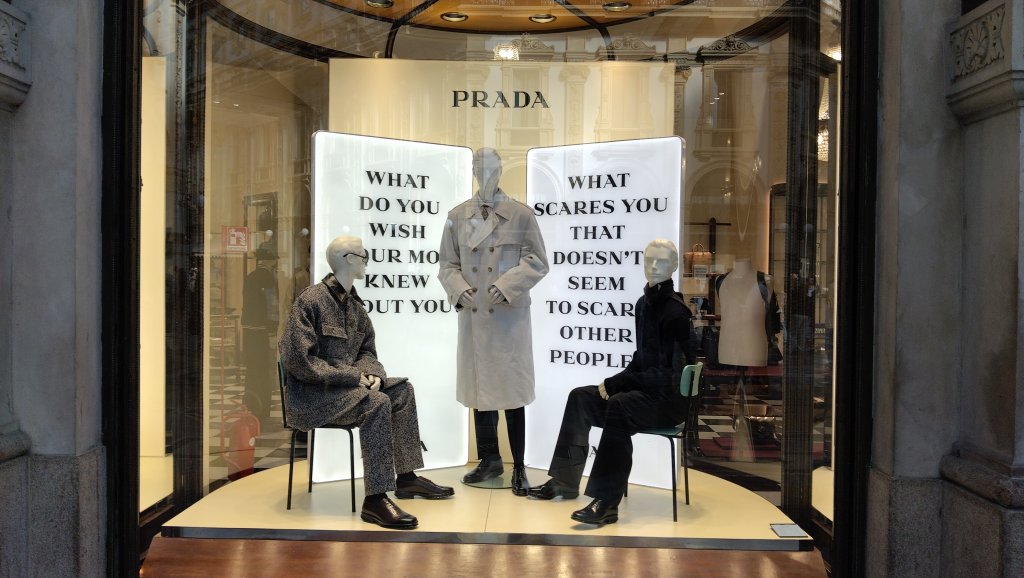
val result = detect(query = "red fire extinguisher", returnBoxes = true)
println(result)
[224,405,261,480]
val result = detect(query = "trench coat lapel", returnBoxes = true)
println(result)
[465,196,502,249]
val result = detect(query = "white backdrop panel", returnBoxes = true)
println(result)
[525,137,684,489]
[310,131,473,482]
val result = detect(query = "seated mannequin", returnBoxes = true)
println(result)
[279,235,455,529]
[527,239,696,525]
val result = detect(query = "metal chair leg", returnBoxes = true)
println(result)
[287,429,297,510]
[668,436,678,522]
[347,428,356,512]
[682,435,690,506]
[308,429,316,493]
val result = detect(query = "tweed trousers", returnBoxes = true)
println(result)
[330,380,424,496]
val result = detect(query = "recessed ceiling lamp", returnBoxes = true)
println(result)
[441,12,469,22]
[602,2,631,11]
[365,0,393,7]
[529,14,556,23]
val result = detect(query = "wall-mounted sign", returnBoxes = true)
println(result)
[311,131,473,481]
[222,226,249,254]
[526,137,685,488]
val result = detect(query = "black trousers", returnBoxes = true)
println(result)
[473,407,526,467]
[547,385,687,504]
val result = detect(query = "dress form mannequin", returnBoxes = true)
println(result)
[717,258,769,367]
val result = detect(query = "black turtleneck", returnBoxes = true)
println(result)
[603,278,695,398]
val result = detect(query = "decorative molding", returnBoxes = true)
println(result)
[0,430,31,462]
[0,1,31,111]
[596,33,655,60]
[950,4,1005,81]
[941,453,1024,508]
[700,35,754,55]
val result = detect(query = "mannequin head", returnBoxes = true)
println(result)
[644,239,679,286]
[326,235,368,291]
[472,148,502,202]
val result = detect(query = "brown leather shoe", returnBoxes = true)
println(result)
[360,496,418,528]
[395,476,455,500]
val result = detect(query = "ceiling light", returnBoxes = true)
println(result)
[441,12,468,22]
[494,43,520,60]
[365,0,393,7]
[603,2,631,12]
[529,14,556,23]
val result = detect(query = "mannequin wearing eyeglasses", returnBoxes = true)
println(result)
[438,148,550,497]
[280,235,455,529]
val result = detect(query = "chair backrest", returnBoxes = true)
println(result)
[679,362,704,398]
[277,360,290,429]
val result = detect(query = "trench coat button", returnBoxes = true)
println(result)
[488,308,494,313]
[487,267,493,272]
[472,308,478,312]
[489,247,494,252]
[472,266,478,272]
[472,247,478,252]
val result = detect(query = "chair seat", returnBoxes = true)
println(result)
[640,426,685,437]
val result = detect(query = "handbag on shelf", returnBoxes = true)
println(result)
[684,243,712,276]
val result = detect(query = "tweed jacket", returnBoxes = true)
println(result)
[279,274,396,431]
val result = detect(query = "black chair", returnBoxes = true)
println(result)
[278,361,358,512]
[635,361,704,521]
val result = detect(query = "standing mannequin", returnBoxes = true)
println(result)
[280,236,455,529]
[438,148,550,496]
[528,240,696,525]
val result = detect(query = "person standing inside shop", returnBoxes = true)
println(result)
[528,239,696,525]
[242,242,279,421]
[280,235,455,529]
[438,148,550,496]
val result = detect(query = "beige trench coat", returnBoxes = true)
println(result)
[438,190,549,410]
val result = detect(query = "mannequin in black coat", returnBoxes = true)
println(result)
[528,239,696,525]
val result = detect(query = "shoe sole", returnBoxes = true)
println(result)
[360,513,418,529]
[528,490,579,500]
[394,490,455,500]
[461,471,504,484]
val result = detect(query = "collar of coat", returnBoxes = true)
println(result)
[643,278,676,304]
[474,189,512,220]
[322,273,364,305]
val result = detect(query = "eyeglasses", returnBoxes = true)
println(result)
[343,251,369,264]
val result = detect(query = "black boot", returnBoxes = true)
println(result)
[464,410,503,483]
[506,407,529,496]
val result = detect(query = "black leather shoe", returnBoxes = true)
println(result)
[571,499,619,525]
[511,465,530,497]
[527,479,579,500]
[360,497,418,529]
[395,476,455,500]
[462,456,504,483]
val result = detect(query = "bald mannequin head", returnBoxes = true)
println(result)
[643,238,679,286]
[472,148,502,202]
[326,235,368,291]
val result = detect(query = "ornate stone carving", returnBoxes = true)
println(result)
[950,4,1005,81]
[700,35,753,55]
[0,2,31,110]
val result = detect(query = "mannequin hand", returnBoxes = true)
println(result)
[360,373,382,391]
[598,382,609,400]
[457,288,476,308]
[487,285,506,304]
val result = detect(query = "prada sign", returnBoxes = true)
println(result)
[452,90,550,108]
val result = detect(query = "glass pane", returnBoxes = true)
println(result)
[141,0,843,543]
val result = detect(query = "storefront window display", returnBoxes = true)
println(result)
[138,0,843,552]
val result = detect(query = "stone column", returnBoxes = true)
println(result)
[870,0,964,575]
[944,1,1024,575]
[4,1,106,576]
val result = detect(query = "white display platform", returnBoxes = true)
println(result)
[310,132,473,481]
[525,137,684,488]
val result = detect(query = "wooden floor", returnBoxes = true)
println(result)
[141,536,828,578]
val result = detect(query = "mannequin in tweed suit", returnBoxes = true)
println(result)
[279,235,454,528]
